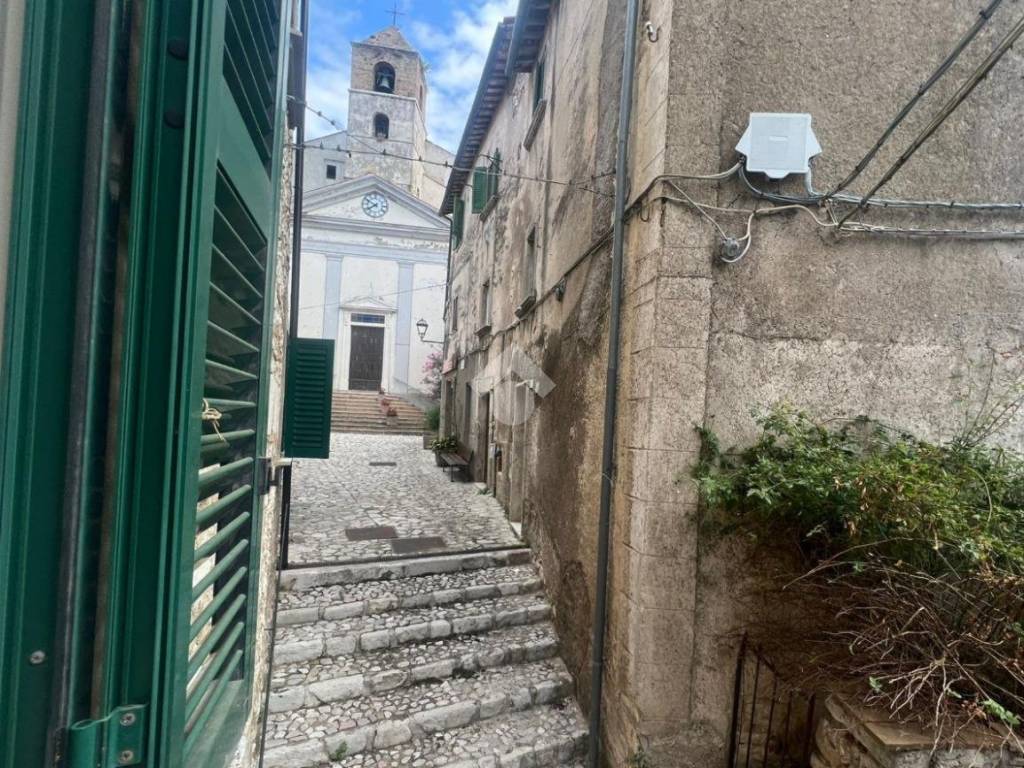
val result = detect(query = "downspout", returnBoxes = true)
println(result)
[588,1,640,767]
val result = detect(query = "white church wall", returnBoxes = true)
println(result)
[297,251,326,337]
[408,263,447,397]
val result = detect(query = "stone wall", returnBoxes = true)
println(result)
[814,697,1021,768]
[229,126,295,768]
[441,2,624,755]
[610,1,1024,765]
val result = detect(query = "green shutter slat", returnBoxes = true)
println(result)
[183,651,244,749]
[472,167,489,213]
[194,511,251,560]
[185,622,246,724]
[188,567,249,642]
[191,539,250,602]
[210,284,262,331]
[198,457,254,496]
[187,596,245,678]
[283,338,335,459]
[195,485,253,531]
[207,322,260,360]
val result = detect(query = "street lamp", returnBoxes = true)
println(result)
[415,318,444,345]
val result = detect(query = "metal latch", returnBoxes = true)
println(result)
[68,705,146,767]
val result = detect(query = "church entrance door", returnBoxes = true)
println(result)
[349,325,386,390]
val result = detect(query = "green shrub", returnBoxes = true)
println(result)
[695,404,1024,576]
[695,404,1024,741]
[424,405,441,432]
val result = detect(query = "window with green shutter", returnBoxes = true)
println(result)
[471,151,502,215]
[472,166,489,213]
[284,338,335,459]
[452,197,465,248]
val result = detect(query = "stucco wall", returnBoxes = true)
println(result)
[230,127,295,768]
[442,1,627,758]
[615,2,1024,765]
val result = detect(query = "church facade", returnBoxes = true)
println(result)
[297,27,452,399]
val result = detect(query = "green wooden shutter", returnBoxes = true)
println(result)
[452,198,465,248]
[472,167,489,213]
[160,1,289,765]
[284,338,335,459]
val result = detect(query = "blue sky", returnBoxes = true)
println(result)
[305,0,519,151]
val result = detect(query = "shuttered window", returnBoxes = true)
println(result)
[452,197,465,248]
[284,338,335,459]
[471,152,501,214]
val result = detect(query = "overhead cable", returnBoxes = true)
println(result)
[839,11,1024,225]
[824,0,1005,200]
[291,99,613,198]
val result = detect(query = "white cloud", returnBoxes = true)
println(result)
[304,5,360,138]
[410,1,519,150]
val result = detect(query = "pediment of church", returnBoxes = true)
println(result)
[303,175,450,232]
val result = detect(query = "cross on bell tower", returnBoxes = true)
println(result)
[387,1,405,27]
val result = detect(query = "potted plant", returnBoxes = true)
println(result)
[430,435,458,466]
[386,406,398,427]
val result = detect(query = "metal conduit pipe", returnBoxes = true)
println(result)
[588,0,641,766]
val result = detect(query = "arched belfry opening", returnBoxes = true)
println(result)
[374,62,396,94]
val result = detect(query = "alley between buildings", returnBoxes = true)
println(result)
[264,433,587,767]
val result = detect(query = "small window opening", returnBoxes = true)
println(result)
[374,62,396,94]
[326,163,337,180]
[533,58,545,111]
[374,113,390,140]
[524,227,537,298]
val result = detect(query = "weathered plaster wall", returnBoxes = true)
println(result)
[616,2,1024,765]
[443,1,631,762]
[230,127,295,768]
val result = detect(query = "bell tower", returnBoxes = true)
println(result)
[345,26,429,197]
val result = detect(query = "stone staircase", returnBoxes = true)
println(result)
[264,549,588,768]
[331,390,427,436]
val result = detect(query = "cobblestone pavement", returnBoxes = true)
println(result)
[288,433,521,565]
[264,552,588,768]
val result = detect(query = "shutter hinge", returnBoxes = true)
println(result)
[68,705,146,768]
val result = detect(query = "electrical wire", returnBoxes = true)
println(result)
[291,99,613,198]
[296,281,448,312]
[740,164,1024,213]
[838,10,1024,225]
[823,0,1006,200]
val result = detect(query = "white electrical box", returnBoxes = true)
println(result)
[736,113,821,179]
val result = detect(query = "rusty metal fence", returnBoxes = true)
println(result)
[727,636,818,768]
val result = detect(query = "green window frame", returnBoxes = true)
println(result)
[451,197,465,248]
[471,151,502,215]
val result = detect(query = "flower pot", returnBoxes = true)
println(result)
[434,450,444,466]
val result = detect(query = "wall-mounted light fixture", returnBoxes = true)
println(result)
[416,318,444,345]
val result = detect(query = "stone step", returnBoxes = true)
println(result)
[266,702,587,768]
[277,564,543,626]
[274,594,553,665]
[262,659,575,768]
[270,622,561,713]
[279,549,533,592]
[331,427,426,436]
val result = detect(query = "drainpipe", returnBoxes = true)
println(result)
[588,1,640,767]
